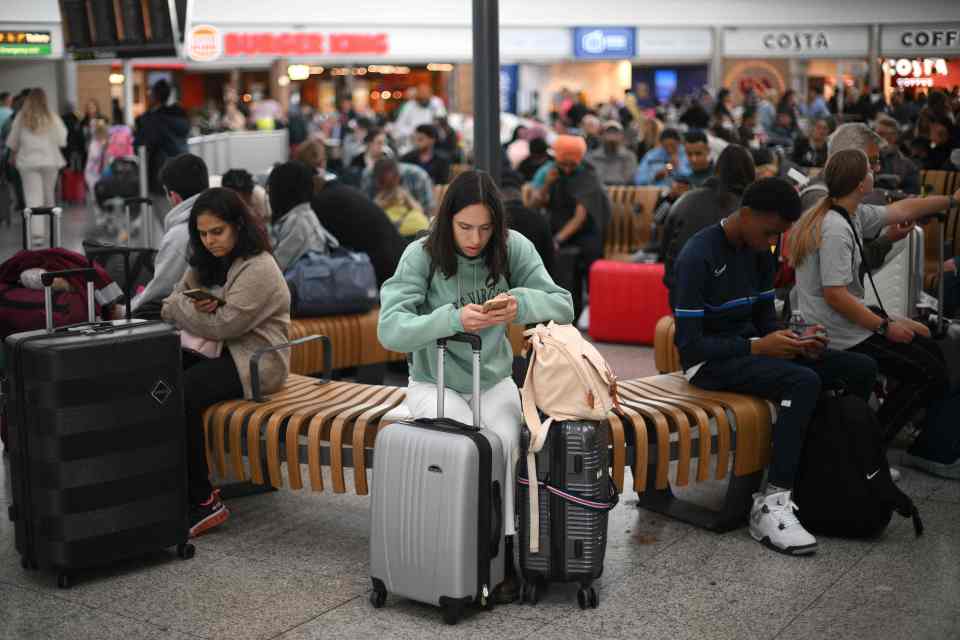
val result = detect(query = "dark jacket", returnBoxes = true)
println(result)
[400,149,451,185]
[661,184,742,297]
[518,154,550,183]
[310,179,405,286]
[505,198,555,278]
[134,104,190,194]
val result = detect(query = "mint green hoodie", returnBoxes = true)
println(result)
[378,230,574,394]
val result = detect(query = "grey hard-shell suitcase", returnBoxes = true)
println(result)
[517,419,618,609]
[368,332,506,625]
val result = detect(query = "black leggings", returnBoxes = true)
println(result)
[849,334,949,442]
[182,349,243,504]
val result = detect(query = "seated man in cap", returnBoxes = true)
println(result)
[586,120,638,186]
[531,135,612,320]
[672,177,878,557]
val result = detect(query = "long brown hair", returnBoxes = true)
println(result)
[425,169,509,287]
[788,149,869,268]
[20,88,52,132]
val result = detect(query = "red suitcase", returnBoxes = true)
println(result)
[588,260,671,345]
[59,168,86,203]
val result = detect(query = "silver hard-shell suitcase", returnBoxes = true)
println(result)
[368,332,506,625]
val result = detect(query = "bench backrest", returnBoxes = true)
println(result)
[654,315,682,374]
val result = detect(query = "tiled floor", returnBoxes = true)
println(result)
[2,207,959,639]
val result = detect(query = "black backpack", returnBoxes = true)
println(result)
[793,392,924,539]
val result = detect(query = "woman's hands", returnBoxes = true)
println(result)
[192,298,219,314]
[458,294,518,332]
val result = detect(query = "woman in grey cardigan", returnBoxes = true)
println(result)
[162,187,291,538]
[267,161,338,271]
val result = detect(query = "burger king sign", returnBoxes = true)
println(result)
[188,25,223,62]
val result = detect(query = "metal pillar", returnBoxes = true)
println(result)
[868,24,881,90]
[123,59,135,126]
[709,27,724,91]
[472,0,501,184]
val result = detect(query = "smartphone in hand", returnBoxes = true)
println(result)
[481,297,509,313]
[183,288,226,306]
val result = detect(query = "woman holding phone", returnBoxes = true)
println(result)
[162,187,291,538]
[377,170,574,601]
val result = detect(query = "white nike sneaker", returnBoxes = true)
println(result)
[749,490,818,556]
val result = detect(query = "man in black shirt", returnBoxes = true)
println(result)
[400,123,451,185]
[500,170,555,277]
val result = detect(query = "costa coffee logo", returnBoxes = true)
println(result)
[187,25,222,61]
[762,31,830,51]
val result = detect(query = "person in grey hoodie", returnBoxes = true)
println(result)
[267,161,338,272]
[129,154,210,318]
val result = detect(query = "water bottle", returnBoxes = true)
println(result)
[789,311,805,336]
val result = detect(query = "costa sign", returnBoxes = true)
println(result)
[763,31,829,52]
[187,26,389,61]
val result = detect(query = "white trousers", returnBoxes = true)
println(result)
[20,167,58,245]
[405,376,522,536]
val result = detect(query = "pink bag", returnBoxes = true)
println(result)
[180,330,223,359]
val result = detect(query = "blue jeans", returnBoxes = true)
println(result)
[690,349,878,489]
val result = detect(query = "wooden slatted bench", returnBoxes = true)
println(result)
[610,315,776,530]
[604,186,660,261]
[202,326,772,532]
[919,170,960,290]
[288,309,405,381]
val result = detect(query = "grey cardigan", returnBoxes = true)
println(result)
[162,252,291,398]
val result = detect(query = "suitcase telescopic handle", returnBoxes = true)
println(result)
[42,268,97,330]
[23,207,63,249]
[436,332,482,428]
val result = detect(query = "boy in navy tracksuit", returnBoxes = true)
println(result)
[672,177,878,556]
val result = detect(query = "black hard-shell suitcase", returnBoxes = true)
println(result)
[4,268,193,588]
[517,419,617,609]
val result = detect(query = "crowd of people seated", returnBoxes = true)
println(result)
[6,75,960,563]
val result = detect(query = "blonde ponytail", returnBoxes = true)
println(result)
[787,196,833,268]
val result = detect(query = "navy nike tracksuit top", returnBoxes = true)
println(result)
[672,223,780,372]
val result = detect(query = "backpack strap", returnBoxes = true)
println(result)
[835,206,889,318]
[520,326,552,553]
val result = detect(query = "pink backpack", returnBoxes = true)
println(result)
[106,125,134,160]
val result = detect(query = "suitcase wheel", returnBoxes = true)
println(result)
[57,572,72,589]
[177,543,196,560]
[442,602,463,625]
[577,586,598,610]
[369,588,387,609]
[520,581,540,605]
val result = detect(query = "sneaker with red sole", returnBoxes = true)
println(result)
[189,490,229,538]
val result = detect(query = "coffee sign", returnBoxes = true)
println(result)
[724,27,869,59]
[881,25,960,57]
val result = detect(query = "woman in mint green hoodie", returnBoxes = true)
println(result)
[378,170,574,597]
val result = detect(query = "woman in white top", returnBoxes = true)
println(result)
[6,88,68,246]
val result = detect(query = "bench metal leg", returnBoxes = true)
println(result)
[635,463,762,533]
[357,363,387,385]
[213,436,277,500]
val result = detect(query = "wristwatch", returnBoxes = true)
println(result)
[875,318,890,336]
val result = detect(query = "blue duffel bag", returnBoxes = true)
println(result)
[284,248,379,317]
